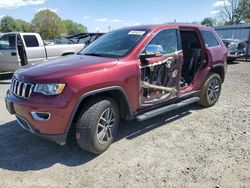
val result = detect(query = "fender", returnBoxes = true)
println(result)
[65,86,132,133]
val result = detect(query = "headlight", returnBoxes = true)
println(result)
[34,83,65,95]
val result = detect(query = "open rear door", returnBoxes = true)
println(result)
[0,34,19,72]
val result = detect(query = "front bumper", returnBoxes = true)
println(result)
[5,90,74,145]
[16,115,67,145]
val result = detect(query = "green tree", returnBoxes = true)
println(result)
[0,16,21,32]
[218,0,250,25]
[15,19,32,32]
[32,9,64,39]
[191,21,200,25]
[243,0,250,22]
[0,16,33,32]
[63,19,87,35]
[201,17,216,26]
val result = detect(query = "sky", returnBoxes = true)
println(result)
[0,0,225,32]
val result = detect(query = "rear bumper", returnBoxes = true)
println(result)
[16,115,67,145]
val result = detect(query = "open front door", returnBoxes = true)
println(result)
[139,29,183,106]
[0,34,19,72]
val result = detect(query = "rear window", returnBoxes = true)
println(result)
[201,30,219,48]
[23,35,39,47]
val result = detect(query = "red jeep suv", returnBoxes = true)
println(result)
[5,24,227,154]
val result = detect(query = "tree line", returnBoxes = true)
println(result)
[0,9,87,40]
[201,0,250,26]
[0,0,249,38]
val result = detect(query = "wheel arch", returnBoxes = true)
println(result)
[209,64,225,83]
[65,86,132,134]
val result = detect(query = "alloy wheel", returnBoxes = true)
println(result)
[97,107,116,145]
[207,78,220,104]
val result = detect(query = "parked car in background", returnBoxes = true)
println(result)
[222,38,247,61]
[43,33,104,46]
[0,32,87,72]
[54,33,104,45]
[5,24,227,154]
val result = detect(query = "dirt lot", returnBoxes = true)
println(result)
[0,61,249,188]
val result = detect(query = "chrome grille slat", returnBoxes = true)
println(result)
[10,79,33,100]
[11,80,14,91]
[17,82,21,96]
[14,80,18,94]
[28,85,33,98]
[22,83,27,98]
[12,80,16,91]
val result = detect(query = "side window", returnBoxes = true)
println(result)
[201,30,219,48]
[0,34,16,49]
[23,35,39,47]
[148,29,178,54]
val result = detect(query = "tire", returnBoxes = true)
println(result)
[76,97,120,154]
[198,73,222,107]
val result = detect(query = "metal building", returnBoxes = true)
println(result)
[214,24,250,58]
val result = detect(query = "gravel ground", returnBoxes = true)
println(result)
[0,61,249,188]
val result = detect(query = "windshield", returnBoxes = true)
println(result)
[79,29,148,58]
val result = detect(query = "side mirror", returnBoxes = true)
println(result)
[140,44,164,58]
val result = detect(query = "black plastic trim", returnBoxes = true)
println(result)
[16,115,67,145]
[136,97,199,122]
[211,64,225,82]
[65,86,132,133]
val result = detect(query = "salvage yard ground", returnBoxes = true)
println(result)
[0,60,249,187]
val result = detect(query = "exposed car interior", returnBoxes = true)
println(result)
[180,30,202,85]
[139,29,203,104]
[140,29,179,104]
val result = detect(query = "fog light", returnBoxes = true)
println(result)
[31,112,50,121]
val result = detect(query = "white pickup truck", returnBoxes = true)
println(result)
[0,32,86,72]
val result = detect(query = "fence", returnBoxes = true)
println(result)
[214,24,250,59]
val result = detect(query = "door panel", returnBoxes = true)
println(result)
[0,34,19,72]
[25,47,47,63]
[21,35,46,63]
[139,29,182,106]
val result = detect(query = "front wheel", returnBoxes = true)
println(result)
[198,73,222,107]
[76,98,120,154]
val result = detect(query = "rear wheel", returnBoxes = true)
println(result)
[76,98,119,154]
[198,73,222,107]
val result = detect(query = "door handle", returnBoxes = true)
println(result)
[11,52,17,56]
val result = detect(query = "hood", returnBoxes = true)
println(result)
[15,55,118,82]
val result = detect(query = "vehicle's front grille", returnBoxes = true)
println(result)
[11,79,34,99]
[238,43,246,51]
